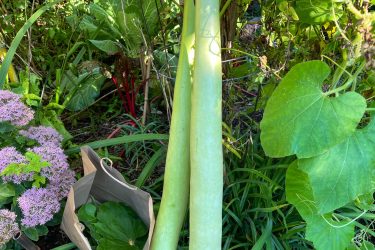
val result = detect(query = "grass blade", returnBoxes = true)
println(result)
[64,133,168,154]
[135,147,166,188]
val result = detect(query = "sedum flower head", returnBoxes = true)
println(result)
[0,90,34,126]
[19,126,63,147]
[0,147,33,184]
[30,145,69,182]
[47,168,76,200]
[18,187,60,228]
[0,209,19,246]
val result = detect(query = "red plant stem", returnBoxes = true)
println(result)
[123,78,134,117]
[112,76,129,113]
[130,77,136,117]
[107,126,122,139]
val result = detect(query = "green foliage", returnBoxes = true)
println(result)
[260,61,366,158]
[286,162,354,250]
[79,0,162,58]
[262,60,375,249]
[10,69,41,107]
[78,201,148,250]
[294,0,343,24]
[61,69,107,112]
[40,110,73,143]
[0,183,15,206]
[0,1,62,89]
[299,119,375,213]
[0,122,15,135]
[1,152,50,187]
[89,40,122,55]
[23,225,49,242]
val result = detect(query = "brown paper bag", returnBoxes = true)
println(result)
[61,146,155,250]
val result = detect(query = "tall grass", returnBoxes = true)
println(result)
[222,131,311,250]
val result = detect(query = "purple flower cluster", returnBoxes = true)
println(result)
[0,147,33,184]
[18,188,60,228]
[30,145,69,181]
[0,90,34,126]
[0,122,76,228]
[0,209,19,245]
[16,126,76,227]
[19,126,63,147]
[47,168,76,200]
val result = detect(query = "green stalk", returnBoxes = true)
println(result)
[190,0,223,248]
[150,0,195,249]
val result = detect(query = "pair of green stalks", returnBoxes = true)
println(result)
[150,0,223,249]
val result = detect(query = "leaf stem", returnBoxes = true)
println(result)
[323,59,365,96]
[322,210,367,228]
[219,0,233,17]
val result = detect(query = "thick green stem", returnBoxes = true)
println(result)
[190,0,223,249]
[150,0,195,249]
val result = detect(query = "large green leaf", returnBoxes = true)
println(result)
[305,215,355,250]
[113,0,161,57]
[295,0,343,24]
[62,70,106,112]
[299,119,375,214]
[286,162,354,250]
[90,40,122,55]
[78,201,147,250]
[260,61,366,158]
[95,202,147,242]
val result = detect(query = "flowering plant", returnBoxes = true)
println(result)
[0,90,75,247]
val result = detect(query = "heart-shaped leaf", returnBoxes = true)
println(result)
[299,119,375,213]
[286,162,354,250]
[260,60,366,158]
[295,0,343,24]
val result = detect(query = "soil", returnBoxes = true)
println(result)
[36,226,71,250]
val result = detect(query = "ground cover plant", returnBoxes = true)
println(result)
[0,0,374,249]
[78,201,148,249]
[0,90,75,248]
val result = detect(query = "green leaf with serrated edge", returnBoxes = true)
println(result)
[260,61,366,158]
[286,161,354,250]
[295,0,343,24]
[299,119,375,214]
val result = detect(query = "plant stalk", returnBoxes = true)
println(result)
[150,0,195,249]
[190,0,223,248]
